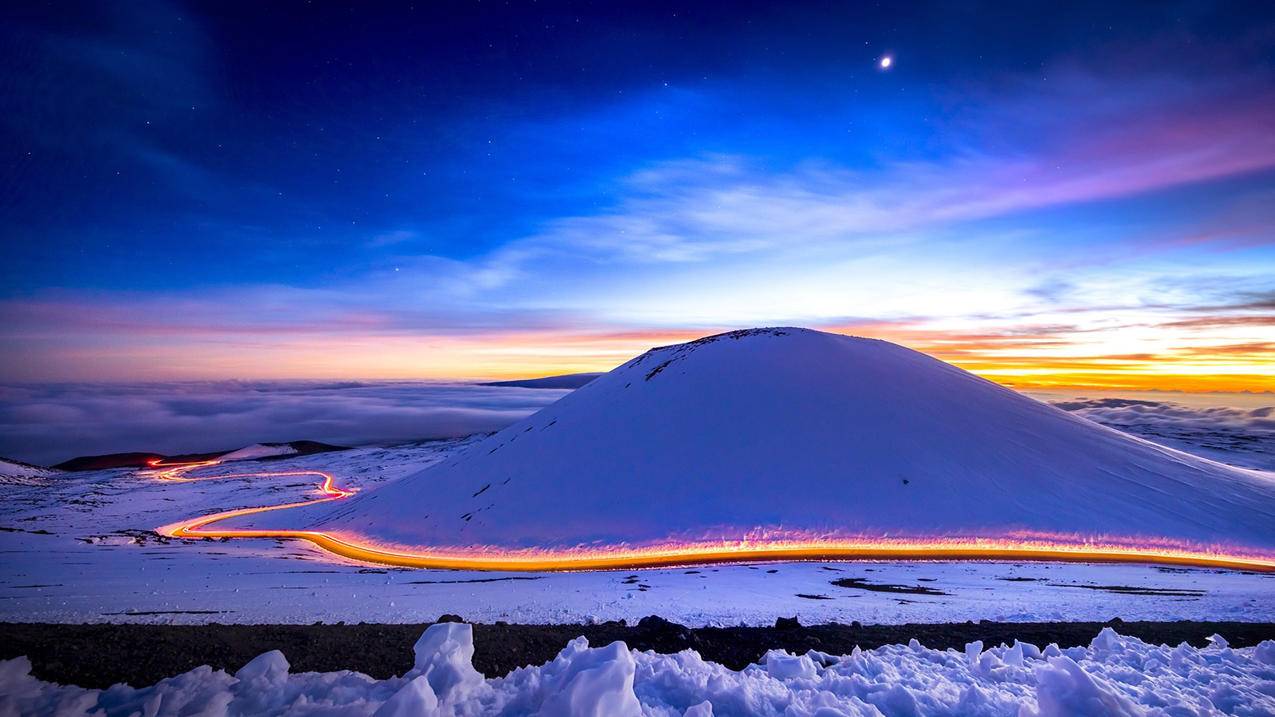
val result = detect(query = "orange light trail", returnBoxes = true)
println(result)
[151,460,1275,573]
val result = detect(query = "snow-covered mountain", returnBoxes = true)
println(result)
[219,443,300,462]
[0,457,59,485]
[290,328,1275,555]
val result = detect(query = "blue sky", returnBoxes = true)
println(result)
[1,0,1273,388]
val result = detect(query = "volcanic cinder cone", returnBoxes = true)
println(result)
[294,328,1275,556]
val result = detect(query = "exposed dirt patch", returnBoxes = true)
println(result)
[831,577,949,596]
[405,577,544,585]
[1046,583,1206,597]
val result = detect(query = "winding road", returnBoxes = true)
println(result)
[152,459,1275,573]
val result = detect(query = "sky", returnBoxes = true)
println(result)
[2,0,1273,392]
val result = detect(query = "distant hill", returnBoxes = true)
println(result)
[480,372,603,389]
[53,452,171,472]
[53,440,348,472]
[0,456,60,485]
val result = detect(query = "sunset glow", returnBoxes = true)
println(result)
[1,4,1271,392]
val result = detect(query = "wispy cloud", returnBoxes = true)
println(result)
[2,30,1273,389]
[483,84,1275,268]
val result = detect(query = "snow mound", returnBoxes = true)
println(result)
[294,327,1275,555]
[3,625,1273,716]
[219,443,300,462]
[0,457,58,486]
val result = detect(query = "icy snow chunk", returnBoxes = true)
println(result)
[683,700,713,717]
[965,640,984,666]
[1089,627,1123,652]
[536,640,642,717]
[1255,641,1275,665]
[224,650,292,714]
[100,665,236,717]
[1002,641,1025,667]
[1029,656,1141,717]
[1016,640,1043,660]
[375,675,439,717]
[763,650,818,681]
[411,621,482,700]
[235,649,290,686]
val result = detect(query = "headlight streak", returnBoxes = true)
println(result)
[150,460,1275,573]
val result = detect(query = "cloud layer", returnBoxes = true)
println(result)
[2,379,1271,471]
[1054,397,1275,471]
[0,382,567,466]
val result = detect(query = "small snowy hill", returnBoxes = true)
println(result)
[300,328,1275,554]
[0,457,60,485]
[219,443,300,462]
[218,440,346,462]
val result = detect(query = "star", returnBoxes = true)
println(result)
[879,55,893,70]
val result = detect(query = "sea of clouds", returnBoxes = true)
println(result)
[3,622,1273,716]
[1052,397,1275,471]
[2,381,1271,470]
[0,381,568,466]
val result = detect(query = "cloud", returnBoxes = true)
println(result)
[1054,397,1275,470]
[2,38,1273,387]
[0,381,568,466]
[495,86,1275,267]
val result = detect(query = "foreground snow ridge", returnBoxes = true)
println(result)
[5,623,1274,716]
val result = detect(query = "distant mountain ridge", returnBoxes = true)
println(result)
[53,440,347,472]
[480,373,603,389]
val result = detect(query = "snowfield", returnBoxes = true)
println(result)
[4,622,1274,716]
[1,439,1272,626]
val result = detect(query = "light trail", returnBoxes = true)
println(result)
[152,459,1275,573]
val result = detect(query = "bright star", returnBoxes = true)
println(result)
[879,55,893,70]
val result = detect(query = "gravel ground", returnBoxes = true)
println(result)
[4,617,1274,689]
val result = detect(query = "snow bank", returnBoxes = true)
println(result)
[3,624,1272,716]
[0,458,56,485]
[219,443,299,462]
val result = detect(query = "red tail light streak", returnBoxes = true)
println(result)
[152,460,1275,573]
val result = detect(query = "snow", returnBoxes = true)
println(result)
[266,328,1275,556]
[1,439,1272,626]
[3,623,1274,716]
[0,458,58,486]
[218,443,300,462]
